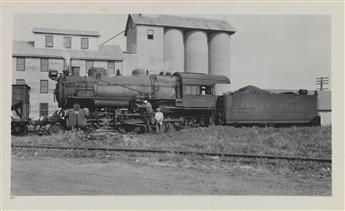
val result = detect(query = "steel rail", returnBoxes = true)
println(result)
[11,144,332,163]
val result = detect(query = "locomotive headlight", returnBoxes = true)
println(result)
[49,70,59,81]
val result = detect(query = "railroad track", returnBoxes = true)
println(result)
[11,144,331,163]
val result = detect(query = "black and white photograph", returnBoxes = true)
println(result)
[1,2,344,210]
[10,13,332,195]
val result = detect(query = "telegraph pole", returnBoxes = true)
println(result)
[316,77,329,91]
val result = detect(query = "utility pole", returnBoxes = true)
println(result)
[316,77,329,91]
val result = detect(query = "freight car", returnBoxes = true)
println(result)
[11,84,66,135]
[46,67,320,133]
[11,84,31,135]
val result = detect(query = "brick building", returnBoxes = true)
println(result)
[12,28,123,119]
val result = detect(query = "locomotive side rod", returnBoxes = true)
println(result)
[11,144,331,163]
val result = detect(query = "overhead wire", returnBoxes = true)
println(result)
[99,30,125,46]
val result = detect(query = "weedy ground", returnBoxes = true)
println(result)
[12,126,331,159]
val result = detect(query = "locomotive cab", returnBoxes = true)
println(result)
[173,72,230,109]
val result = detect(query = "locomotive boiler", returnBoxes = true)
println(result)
[50,67,178,110]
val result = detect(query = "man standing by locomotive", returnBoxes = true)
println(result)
[154,108,164,133]
[136,100,153,132]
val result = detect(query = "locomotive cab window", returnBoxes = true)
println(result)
[184,85,213,95]
[184,86,199,95]
[147,29,154,40]
[200,86,213,95]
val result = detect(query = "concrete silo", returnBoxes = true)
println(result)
[185,30,208,74]
[164,28,185,73]
[209,32,231,95]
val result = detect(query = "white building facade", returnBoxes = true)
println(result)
[12,28,123,119]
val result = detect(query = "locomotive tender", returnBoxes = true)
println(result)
[47,66,320,132]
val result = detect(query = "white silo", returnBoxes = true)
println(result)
[185,30,208,74]
[164,28,185,73]
[209,32,231,95]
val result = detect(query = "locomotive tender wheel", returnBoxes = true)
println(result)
[48,124,64,135]
[11,123,28,136]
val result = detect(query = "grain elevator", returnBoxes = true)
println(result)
[123,14,236,94]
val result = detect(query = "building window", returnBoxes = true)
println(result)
[147,29,154,40]
[16,79,25,84]
[40,80,48,93]
[40,58,49,72]
[16,57,25,71]
[107,61,115,74]
[86,60,94,73]
[64,36,72,48]
[45,35,53,47]
[39,103,48,117]
[81,37,89,49]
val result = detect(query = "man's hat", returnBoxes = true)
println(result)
[156,108,160,111]
[143,100,148,104]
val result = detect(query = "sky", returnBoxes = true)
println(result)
[13,14,331,90]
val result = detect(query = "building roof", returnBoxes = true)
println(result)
[318,91,331,111]
[12,41,123,60]
[125,14,236,36]
[32,27,100,37]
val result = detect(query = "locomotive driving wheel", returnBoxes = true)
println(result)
[48,124,64,135]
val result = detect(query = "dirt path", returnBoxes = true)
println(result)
[11,156,331,196]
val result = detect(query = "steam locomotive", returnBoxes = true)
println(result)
[47,66,320,133]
